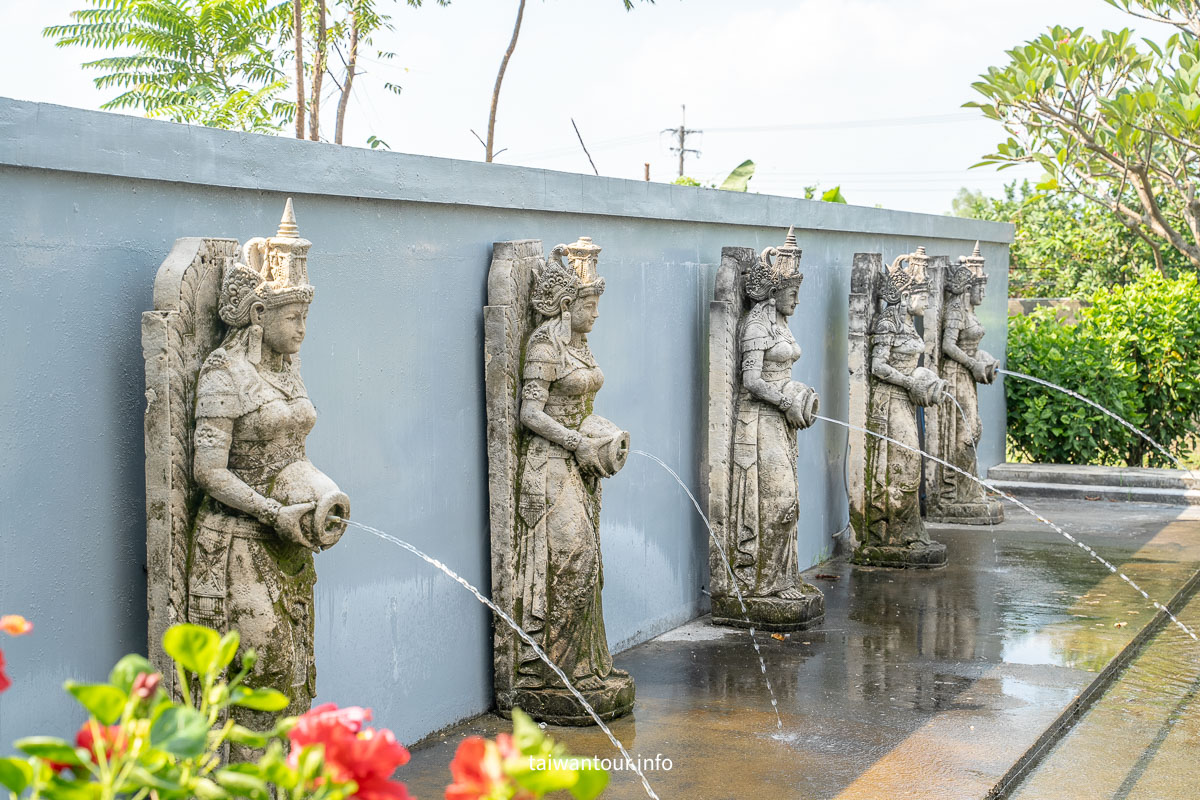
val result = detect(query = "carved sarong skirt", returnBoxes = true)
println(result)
[865,382,926,546]
[730,395,800,597]
[188,500,317,713]
[514,436,614,687]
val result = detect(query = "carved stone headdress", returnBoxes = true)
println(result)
[879,246,930,305]
[946,241,988,295]
[218,198,316,328]
[530,236,605,317]
[744,226,804,302]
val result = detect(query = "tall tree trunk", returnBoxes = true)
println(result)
[293,0,305,138]
[309,0,326,141]
[334,14,359,146]
[486,0,526,162]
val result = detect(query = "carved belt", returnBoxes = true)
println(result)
[760,368,791,381]
[541,438,572,460]
[203,507,275,541]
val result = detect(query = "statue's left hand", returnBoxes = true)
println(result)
[275,502,317,549]
[970,359,994,384]
[575,436,611,477]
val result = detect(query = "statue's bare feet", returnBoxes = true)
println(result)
[608,667,630,679]
[778,587,808,600]
[576,675,605,692]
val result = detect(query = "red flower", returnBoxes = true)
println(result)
[131,671,161,700]
[0,615,32,636]
[288,704,412,800]
[76,723,126,763]
[445,736,512,800]
[0,649,10,694]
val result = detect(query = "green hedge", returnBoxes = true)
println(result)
[1006,270,1200,467]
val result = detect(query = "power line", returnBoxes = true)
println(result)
[705,111,978,133]
[663,104,701,177]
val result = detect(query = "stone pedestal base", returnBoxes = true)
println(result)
[711,585,825,631]
[499,673,635,727]
[926,499,1004,526]
[851,541,947,569]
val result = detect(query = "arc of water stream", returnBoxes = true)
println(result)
[630,450,785,729]
[999,368,1183,469]
[337,519,660,800]
[815,415,1198,642]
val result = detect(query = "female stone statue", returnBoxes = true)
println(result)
[510,237,633,724]
[853,247,948,568]
[929,243,1003,524]
[713,229,822,630]
[188,201,349,728]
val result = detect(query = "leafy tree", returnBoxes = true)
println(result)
[803,184,848,203]
[718,159,756,191]
[968,1,1200,269]
[45,0,295,133]
[952,180,1192,295]
[46,0,447,142]
[479,0,655,162]
[294,0,449,144]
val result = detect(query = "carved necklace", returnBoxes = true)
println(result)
[256,362,306,399]
[565,341,596,367]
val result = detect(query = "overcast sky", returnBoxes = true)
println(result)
[0,0,1169,214]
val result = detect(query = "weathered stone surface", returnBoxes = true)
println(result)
[706,229,824,632]
[848,247,948,568]
[927,243,1004,525]
[143,200,348,745]
[485,236,633,725]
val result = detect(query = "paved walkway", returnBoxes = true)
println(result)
[400,501,1200,799]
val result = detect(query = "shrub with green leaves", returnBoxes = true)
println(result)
[1006,269,1200,466]
[0,624,364,800]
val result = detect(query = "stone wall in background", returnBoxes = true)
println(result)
[0,97,1012,746]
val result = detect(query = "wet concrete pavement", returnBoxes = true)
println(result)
[399,501,1200,799]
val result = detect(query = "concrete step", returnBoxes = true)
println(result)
[987,478,1200,506]
[987,462,1200,491]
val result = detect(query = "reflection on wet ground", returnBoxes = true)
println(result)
[1010,572,1200,800]
[400,501,1200,799]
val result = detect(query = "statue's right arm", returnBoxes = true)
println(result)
[870,342,913,390]
[519,379,578,449]
[742,348,787,407]
[941,313,974,369]
[194,417,282,527]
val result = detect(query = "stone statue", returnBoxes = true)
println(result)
[847,247,947,568]
[926,243,1003,524]
[143,200,348,742]
[707,229,824,631]
[484,237,633,726]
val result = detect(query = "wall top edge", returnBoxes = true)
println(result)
[0,97,1014,243]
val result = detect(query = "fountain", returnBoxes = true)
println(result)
[845,247,948,567]
[142,200,351,749]
[926,244,1004,524]
[705,230,824,632]
[483,237,634,727]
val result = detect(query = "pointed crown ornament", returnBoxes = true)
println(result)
[879,245,930,305]
[744,226,804,302]
[530,236,605,317]
[947,242,988,295]
[218,198,316,327]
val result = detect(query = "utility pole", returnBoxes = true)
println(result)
[663,104,701,177]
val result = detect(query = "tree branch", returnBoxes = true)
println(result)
[486,0,526,162]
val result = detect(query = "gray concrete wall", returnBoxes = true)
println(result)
[0,98,1011,746]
